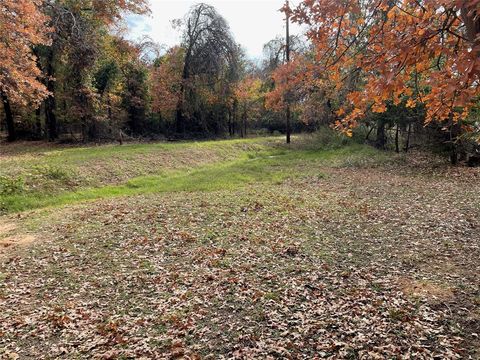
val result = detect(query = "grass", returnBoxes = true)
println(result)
[0,137,277,196]
[0,137,275,171]
[0,136,386,214]
[2,134,477,358]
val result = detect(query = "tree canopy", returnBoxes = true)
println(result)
[0,0,51,106]
[284,0,480,141]
[1,0,480,162]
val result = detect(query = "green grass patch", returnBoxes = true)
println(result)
[0,137,279,197]
[0,175,25,195]
[0,149,289,213]
[0,136,389,214]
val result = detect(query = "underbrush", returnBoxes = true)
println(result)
[0,176,25,196]
[287,127,357,151]
[0,165,78,196]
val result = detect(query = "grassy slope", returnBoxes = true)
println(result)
[0,136,389,214]
[0,138,276,213]
[1,135,479,358]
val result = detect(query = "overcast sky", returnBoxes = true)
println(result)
[126,0,303,60]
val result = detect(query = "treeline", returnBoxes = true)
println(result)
[2,0,480,165]
[0,1,311,143]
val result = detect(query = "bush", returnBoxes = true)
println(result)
[292,126,356,151]
[32,165,73,181]
[0,176,25,195]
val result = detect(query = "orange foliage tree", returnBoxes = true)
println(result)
[151,47,184,122]
[287,0,480,141]
[0,0,51,141]
[266,54,338,129]
[234,76,263,137]
[266,57,306,112]
[0,0,51,106]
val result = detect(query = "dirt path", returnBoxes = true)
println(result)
[0,220,38,258]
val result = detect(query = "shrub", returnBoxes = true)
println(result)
[32,165,73,181]
[0,176,25,195]
[292,126,356,151]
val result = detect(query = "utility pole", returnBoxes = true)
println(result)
[285,0,291,144]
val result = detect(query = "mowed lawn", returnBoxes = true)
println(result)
[0,136,479,359]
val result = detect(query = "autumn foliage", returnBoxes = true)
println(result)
[0,0,51,105]
[3,0,480,156]
[234,77,263,112]
[151,47,184,119]
[285,0,480,139]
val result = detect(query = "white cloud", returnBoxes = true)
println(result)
[126,0,303,60]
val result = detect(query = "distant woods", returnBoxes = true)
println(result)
[1,0,480,164]
[0,1,303,143]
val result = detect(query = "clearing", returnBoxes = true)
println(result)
[0,136,479,359]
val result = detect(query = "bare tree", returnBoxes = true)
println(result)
[262,35,306,75]
[175,3,236,135]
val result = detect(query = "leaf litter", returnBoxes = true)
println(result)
[0,155,479,359]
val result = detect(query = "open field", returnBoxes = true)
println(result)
[0,136,479,359]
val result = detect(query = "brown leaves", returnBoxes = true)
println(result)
[174,230,196,243]
[0,0,51,106]
[1,148,479,358]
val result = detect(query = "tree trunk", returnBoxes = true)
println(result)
[404,123,411,152]
[1,91,16,142]
[375,120,386,149]
[175,100,185,135]
[285,1,291,144]
[241,105,247,138]
[232,98,238,136]
[107,95,112,121]
[395,125,399,153]
[286,105,291,143]
[81,122,87,143]
[449,121,461,165]
[35,106,42,139]
[88,118,97,141]
[228,108,233,137]
[244,114,247,138]
[45,49,57,141]
[365,125,374,141]
[450,146,458,165]
[117,129,124,145]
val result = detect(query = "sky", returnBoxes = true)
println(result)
[126,0,304,60]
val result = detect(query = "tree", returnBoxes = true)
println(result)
[234,77,263,137]
[262,35,306,75]
[175,3,237,135]
[122,63,149,136]
[151,47,184,125]
[266,55,325,128]
[0,0,51,141]
[288,0,480,152]
[37,0,150,141]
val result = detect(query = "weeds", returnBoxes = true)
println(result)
[0,176,25,196]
